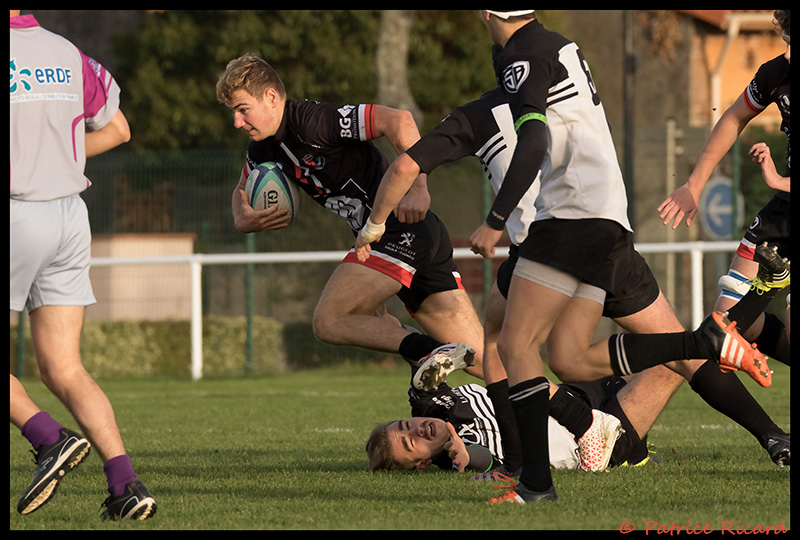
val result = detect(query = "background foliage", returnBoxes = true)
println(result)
[111,10,497,151]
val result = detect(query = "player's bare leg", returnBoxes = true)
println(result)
[10,374,43,430]
[29,305,126,463]
[313,262,409,352]
[491,275,567,501]
[413,288,484,380]
[544,295,608,383]
[481,281,511,385]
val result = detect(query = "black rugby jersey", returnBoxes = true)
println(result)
[244,99,388,232]
[407,87,509,179]
[409,383,504,470]
[744,54,790,200]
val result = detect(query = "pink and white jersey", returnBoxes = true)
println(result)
[10,14,121,201]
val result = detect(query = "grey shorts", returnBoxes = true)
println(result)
[10,196,96,312]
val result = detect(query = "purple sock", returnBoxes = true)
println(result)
[21,411,63,450]
[103,454,138,496]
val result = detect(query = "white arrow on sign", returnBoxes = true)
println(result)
[698,175,744,240]
[706,191,731,229]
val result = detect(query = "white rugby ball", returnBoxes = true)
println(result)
[245,162,298,222]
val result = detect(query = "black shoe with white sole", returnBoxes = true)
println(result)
[100,480,157,521]
[17,428,91,515]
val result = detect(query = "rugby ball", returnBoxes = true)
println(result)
[245,162,298,222]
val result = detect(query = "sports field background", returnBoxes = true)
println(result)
[10,9,790,531]
[9,361,789,530]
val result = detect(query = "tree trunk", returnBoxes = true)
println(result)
[376,10,423,126]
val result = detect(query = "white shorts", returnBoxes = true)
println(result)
[513,258,607,306]
[548,416,580,469]
[10,196,96,312]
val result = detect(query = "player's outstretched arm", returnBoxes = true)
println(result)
[658,92,759,229]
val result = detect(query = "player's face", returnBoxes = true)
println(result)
[227,89,282,141]
[386,417,451,470]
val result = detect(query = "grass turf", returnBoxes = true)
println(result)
[9,361,790,530]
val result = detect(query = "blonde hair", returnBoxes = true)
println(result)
[365,422,404,471]
[216,55,286,105]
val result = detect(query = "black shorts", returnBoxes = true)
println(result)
[737,194,790,261]
[497,234,660,319]
[562,376,649,467]
[560,376,628,411]
[517,218,632,294]
[344,211,464,314]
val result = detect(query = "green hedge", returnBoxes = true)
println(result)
[10,315,286,379]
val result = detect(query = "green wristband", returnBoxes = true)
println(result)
[514,112,547,131]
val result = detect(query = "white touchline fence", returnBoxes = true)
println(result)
[90,240,739,381]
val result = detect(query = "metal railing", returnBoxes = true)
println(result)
[86,240,738,380]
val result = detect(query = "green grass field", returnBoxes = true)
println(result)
[9,361,790,531]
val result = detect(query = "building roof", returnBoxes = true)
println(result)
[680,10,776,31]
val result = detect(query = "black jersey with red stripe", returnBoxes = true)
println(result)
[744,54,790,182]
[244,98,388,232]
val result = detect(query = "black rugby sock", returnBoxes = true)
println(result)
[549,387,593,440]
[689,360,785,441]
[398,332,443,363]
[486,380,523,472]
[509,377,553,492]
[726,287,780,333]
[608,332,714,376]
[751,313,790,366]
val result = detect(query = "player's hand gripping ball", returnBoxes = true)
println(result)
[245,162,299,223]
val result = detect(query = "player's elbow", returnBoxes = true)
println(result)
[396,109,417,132]
[375,106,420,151]
[393,153,421,182]
[115,112,131,144]
[117,122,131,145]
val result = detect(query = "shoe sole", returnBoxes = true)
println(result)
[18,439,91,515]
[753,243,790,290]
[412,344,475,391]
[773,450,790,468]
[488,486,558,505]
[765,439,790,468]
[755,243,789,274]
[121,498,157,520]
[597,415,623,472]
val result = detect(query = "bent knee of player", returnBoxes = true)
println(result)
[311,307,340,345]
[496,327,545,369]
[547,359,581,383]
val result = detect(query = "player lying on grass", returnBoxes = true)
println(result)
[366,363,659,474]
